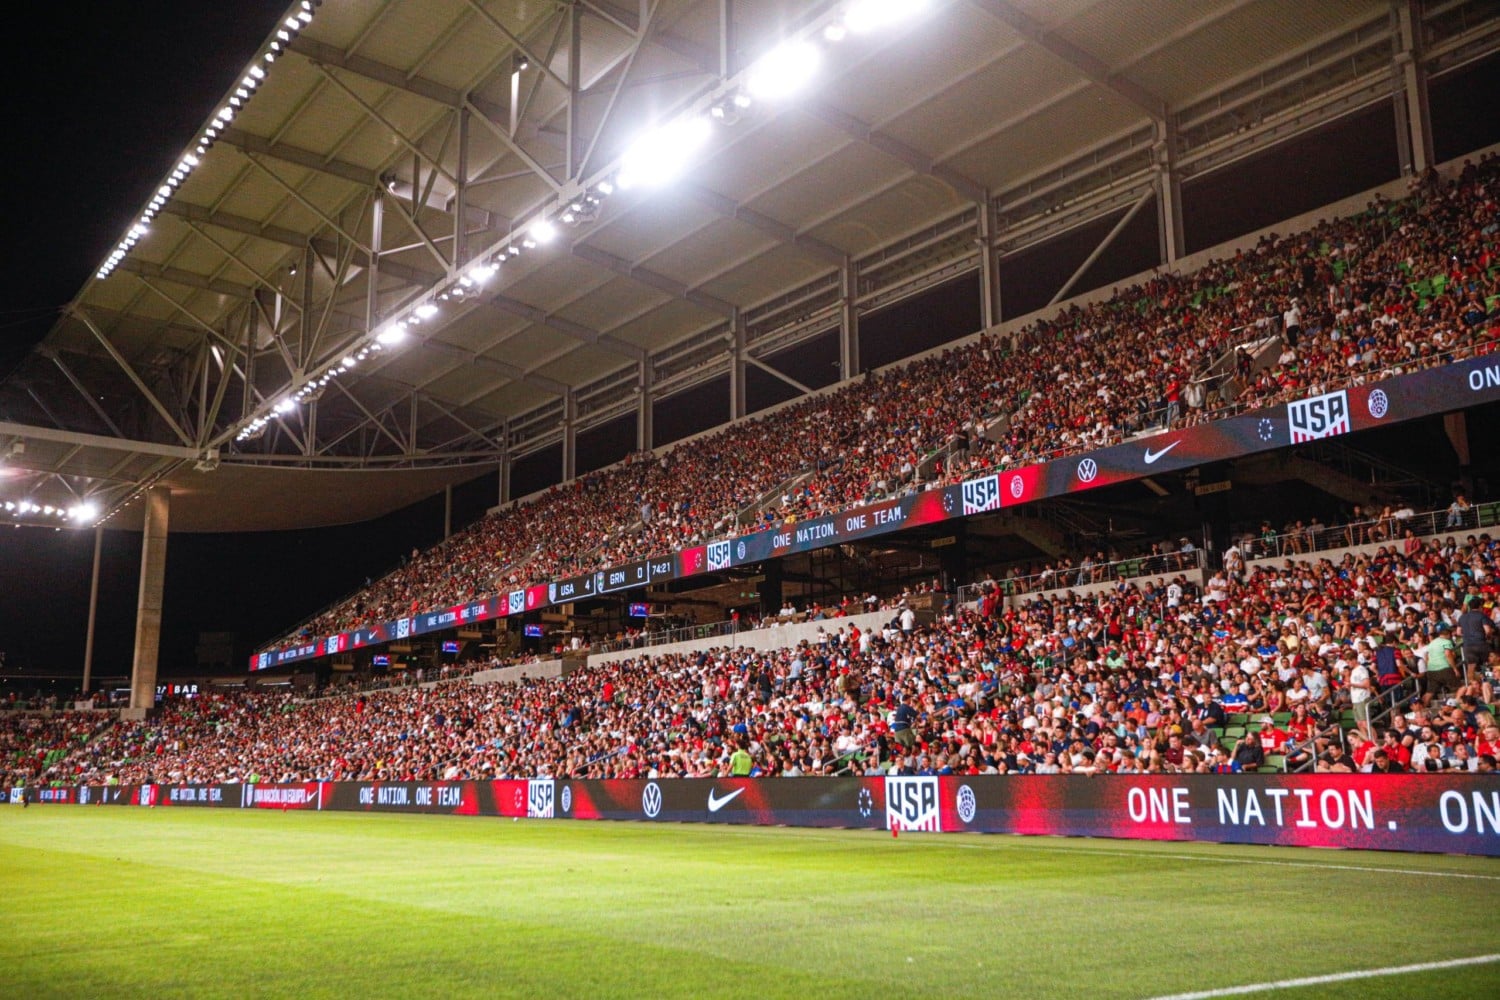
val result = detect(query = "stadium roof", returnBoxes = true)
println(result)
[1,0,1497,531]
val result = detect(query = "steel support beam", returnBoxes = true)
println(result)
[562,388,577,481]
[745,354,812,396]
[977,194,999,328]
[421,338,570,396]
[41,349,127,438]
[840,260,860,380]
[570,243,736,317]
[72,310,195,448]
[82,525,102,694]
[1393,0,1434,175]
[1048,187,1155,306]
[129,486,170,712]
[805,102,988,204]
[483,294,644,360]
[684,184,846,266]
[1154,120,1186,266]
[967,0,1167,121]
[729,312,747,420]
[637,358,653,451]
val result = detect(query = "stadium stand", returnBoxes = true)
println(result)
[273,152,1500,648]
[6,503,1497,792]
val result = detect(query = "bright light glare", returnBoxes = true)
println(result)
[274,398,294,413]
[341,355,357,369]
[845,0,928,33]
[376,323,407,346]
[415,303,439,319]
[616,117,712,189]
[746,41,821,100]
[529,219,558,244]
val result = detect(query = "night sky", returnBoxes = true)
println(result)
[1,6,1499,689]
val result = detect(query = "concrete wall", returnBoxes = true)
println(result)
[470,658,566,686]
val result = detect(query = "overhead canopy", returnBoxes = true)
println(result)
[1,0,1496,530]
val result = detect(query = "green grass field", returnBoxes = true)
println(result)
[0,808,1496,999]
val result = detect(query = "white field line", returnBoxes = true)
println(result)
[1144,953,1500,999]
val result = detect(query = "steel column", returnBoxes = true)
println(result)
[562,389,577,481]
[637,358,654,451]
[1392,0,1434,175]
[839,260,860,381]
[730,311,747,420]
[977,195,999,328]
[129,486,170,712]
[1155,119,1186,265]
[82,525,102,694]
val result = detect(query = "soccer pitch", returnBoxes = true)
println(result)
[0,809,1495,999]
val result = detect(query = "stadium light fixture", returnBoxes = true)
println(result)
[529,219,558,244]
[69,503,100,522]
[746,41,821,100]
[274,398,295,414]
[376,323,407,346]
[415,303,439,320]
[341,355,357,369]
[616,116,712,190]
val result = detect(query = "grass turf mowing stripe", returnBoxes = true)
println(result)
[1144,953,1500,999]
[3,810,1497,999]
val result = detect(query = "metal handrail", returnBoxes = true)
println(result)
[1235,502,1481,563]
[959,548,1206,605]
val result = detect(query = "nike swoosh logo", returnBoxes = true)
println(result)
[1143,440,1182,465]
[707,787,745,812]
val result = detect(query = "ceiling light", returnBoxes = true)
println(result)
[467,263,497,284]
[617,116,712,189]
[824,23,847,42]
[376,323,407,346]
[529,219,557,244]
[415,303,438,319]
[595,180,614,196]
[746,40,821,100]
[274,398,294,414]
[341,356,357,369]
[250,65,266,79]
[69,503,99,522]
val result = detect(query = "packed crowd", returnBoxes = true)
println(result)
[275,155,1500,646]
[7,518,1498,792]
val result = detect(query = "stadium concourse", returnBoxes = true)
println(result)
[270,153,1500,648]
[6,500,1499,792]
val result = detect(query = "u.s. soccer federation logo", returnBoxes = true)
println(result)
[706,540,732,572]
[642,782,663,818]
[527,779,554,819]
[956,785,977,824]
[962,474,1001,515]
[1367,388,1389,419]
[395,617,411,639]
[1288,388,1350,442]
[508,590,525,615]
[595,571,605,594]
[256,652,270,670]
[560,785,572,815]
[1076,458,1098,484]
[885,776,940,832]
[547,582,557,604]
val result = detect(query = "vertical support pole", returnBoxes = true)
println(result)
[366,191,384,333]
[454,107,470,271]
[730,312,747,421]
[305,399,317,458]
[562,389,577,482]
[444,484,453,540]
[637,358,654,451]
[82,525,102,694]
[1392,0,1433,176]
[129,487,170,713]
[499,419,512,504]
[719,0,736,79]
[977,194,999,329]
[299,243,315,368]
[840,258,860,381]
[567,3,582,179]
[1154,119,1185,266]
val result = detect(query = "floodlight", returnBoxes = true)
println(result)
[274,398,294,413]
[341,355,357,369]
[595,180,614,196]
[746,41,821,100]
[824,23,848,42]
[529,219,557,244]
[845,0,929,33]
[415,303,438,319]
[250,65,266,79]
[376,323,407,346]
[616,116,712,189]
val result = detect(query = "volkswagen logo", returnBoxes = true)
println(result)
[1076,458,1098,484]
[1008,474,1024,499]
[957,784,977,824]
[1367,388,1389,419]
[642,781,662,818]
[560,785,572,814]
